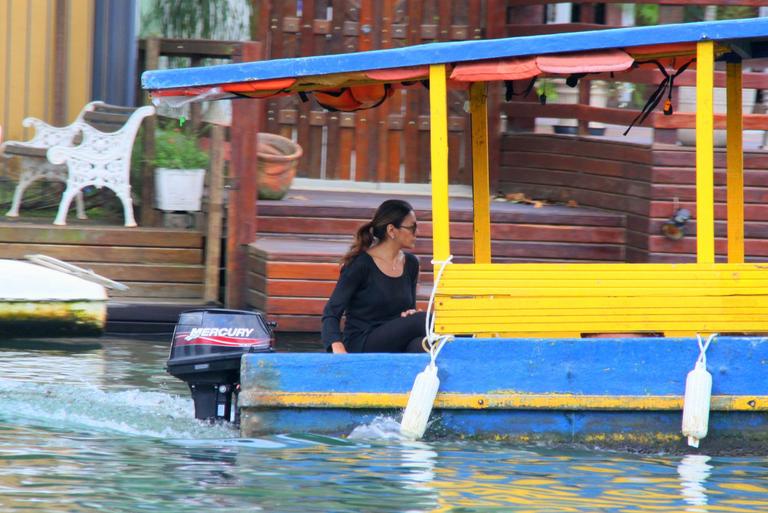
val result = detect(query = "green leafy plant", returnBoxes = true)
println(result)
[535,79,559,103]
[140,0,250,40]
[635,5,659,26]
[152,129,210,169]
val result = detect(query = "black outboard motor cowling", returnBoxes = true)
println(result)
[166,309,274,423]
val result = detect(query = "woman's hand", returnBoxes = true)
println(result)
[400,309,420,317]
[331,341,348,354]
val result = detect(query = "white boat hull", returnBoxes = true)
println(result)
[0,259,107,337]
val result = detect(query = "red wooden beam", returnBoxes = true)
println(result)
[227,41,263,309]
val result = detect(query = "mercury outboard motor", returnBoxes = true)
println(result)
[166,309,274,423]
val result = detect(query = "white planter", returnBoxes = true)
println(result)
[677,86,757,147]
[154,168,206,211]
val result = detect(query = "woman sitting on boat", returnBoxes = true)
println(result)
[321,199,426,354]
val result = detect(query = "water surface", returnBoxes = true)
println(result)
[1,335,767,512]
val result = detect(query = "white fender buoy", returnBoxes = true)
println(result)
[399,256,453,440]
[400,363,440,440]
[681,334,716,448]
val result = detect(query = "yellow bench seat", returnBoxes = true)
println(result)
[434,263,768,337]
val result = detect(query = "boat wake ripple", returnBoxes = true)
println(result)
[0,378,237,439]
[348,416,409,440]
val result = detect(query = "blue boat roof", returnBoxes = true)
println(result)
[143,17,768,91]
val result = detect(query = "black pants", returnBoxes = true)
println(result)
[363,311,427,353]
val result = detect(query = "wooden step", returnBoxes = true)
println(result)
[0,223,206,305]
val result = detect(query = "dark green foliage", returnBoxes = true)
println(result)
[153,129,210,170]
[142,0,250,39]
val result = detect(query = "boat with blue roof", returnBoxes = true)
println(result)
[147,17,768,451]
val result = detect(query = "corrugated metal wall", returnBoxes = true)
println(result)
[0,0,93,141]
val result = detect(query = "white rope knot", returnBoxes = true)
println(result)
[423,255,454,366]
[696,333,717,368]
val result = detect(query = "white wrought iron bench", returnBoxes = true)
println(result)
[2,102,155,226]
[1,101,98,220]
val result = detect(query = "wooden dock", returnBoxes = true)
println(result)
[0,220,208,334]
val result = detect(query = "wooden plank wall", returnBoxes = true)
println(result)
[0,224,206,301]
[499,133,768,263]
[256,0,494,185]
[0,0,93,142]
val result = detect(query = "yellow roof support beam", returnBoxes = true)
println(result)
[470,82,491,264]
[726,59,745,264]
[429,64,451,262]
[696,40,715,264]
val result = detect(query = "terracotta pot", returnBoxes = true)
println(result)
[257,133,302,200]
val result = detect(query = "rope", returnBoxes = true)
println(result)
[422,255,454,366]
[695,333,717,368]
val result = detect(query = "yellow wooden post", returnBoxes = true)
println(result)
[429,64,451,261]
[66,1,94,122]
[696,41,715,264]
[470,82,491,263]
[726,59,744,263]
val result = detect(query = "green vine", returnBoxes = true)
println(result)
[140,0,251,40]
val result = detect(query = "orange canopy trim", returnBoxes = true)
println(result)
[536,49,633,74]
[627,42,697,60]
[450,56,540,82]
[150,78,297,100]
[222,78,296,92]
[366,66,429,81]
[450,49,633,82]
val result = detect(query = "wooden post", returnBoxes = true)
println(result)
[429,64,450,262]
[250,0,271,49]
[226,41,262,309]
[726,59,744,264]
[204,125,226,303]
[470,82,491,264]
[578,79,590,135]
[189,56,203,134]
[140,37,160,227]
[696,40,715,264]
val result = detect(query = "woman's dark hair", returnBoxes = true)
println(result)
[341,199,414,267]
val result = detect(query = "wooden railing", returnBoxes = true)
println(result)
[500,1,768,141]
[501,67,768,144]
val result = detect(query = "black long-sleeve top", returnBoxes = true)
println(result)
[321,251,419,352]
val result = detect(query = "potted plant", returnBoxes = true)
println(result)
[257,133,303,200]
[152,128,209,211]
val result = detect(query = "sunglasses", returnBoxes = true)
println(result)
[399,223,417,234]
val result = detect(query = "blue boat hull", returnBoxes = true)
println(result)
[239,337,768,451]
